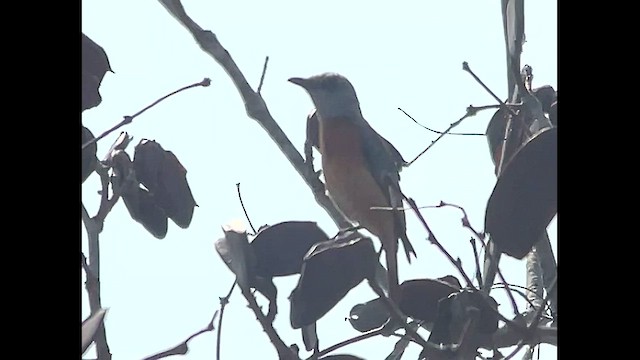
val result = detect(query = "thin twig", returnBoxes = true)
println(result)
[398,107,486,136]
[308,328,410,360]
[404,100,522,167]
[309,328,385,359]
[406,110,476,167]
[470,238,483,287]
[82,78,211,150]
[481,244,521,317]
[142,310,219,360]
[257,56,269,94]
[216,281,237,360]
[402,196,475,288]
[235,183,257,234]
[240,286,295,359]
[491,285,547,312]
[432,201,486,242]
[462,62,517,117]
[502,278,557,360]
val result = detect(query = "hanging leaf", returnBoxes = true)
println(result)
[348,275,460,334]
[121,186,169,239]
[110,148,169,239]
[133,139,198,228]
[484,127,557,259]
[215,221,257,291]
[82,33,112,111]
[425,289,499,357]
[348,297,390,333]
[302,322,318,352]
[531,85,557,113]
[251,221,329,278]
[398,277,461,325]
[290,232,377,329]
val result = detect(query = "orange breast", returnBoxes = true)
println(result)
[318,116,394,240]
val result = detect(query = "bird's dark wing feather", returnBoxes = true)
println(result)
[359,121,416,261]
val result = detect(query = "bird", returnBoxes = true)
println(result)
[289,72,416,301]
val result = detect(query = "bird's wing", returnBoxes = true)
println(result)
[359,122,416,261]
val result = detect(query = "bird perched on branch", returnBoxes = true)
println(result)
[289,72,415,301]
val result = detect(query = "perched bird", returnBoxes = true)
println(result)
[289,72,415,300]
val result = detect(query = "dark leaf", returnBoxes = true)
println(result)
[485,127,557,259]
[319,356,365,360]
[82,308,107,355]
[110,149,169,239]
[133,139,197,228]
[290,232,377,329]
[215,221,257,291]
[251,221,330,278]
[427,290,499,351]
[398,277,461,325]
[348,276,461,334]
[531,85,557,113]
[348,297,389,333]
[302,322,318,352]
[82,126,98,183]
[82,33,112,111]
[121,186,169,239]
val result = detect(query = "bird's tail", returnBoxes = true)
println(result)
[387,183,417,263]
[400,232,416,263]
[385,238,401,302]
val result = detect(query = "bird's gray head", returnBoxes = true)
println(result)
[288,72,362,120]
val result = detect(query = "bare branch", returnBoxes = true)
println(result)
[470,238,483,287]
[402,196,475,288]
[398,107,486,136]
[240,286,297,359]
[81,203,112,360]
[82,78,210,150]
[462,62,517,117]
[216,282,237,360]
[235,183,257,234]
[157,0,349,230]
[257,56,269,94]
[142,310,219,360]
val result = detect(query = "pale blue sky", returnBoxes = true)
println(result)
[82,1,557,359]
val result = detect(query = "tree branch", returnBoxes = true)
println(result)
[216,281,237,360]
[240,286,297,359]
[82,78,211,150]
[157,0,349,230]
[142,310,219,360]
[81,203,111,360]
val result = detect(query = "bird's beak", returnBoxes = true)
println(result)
[288,77,311,89]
